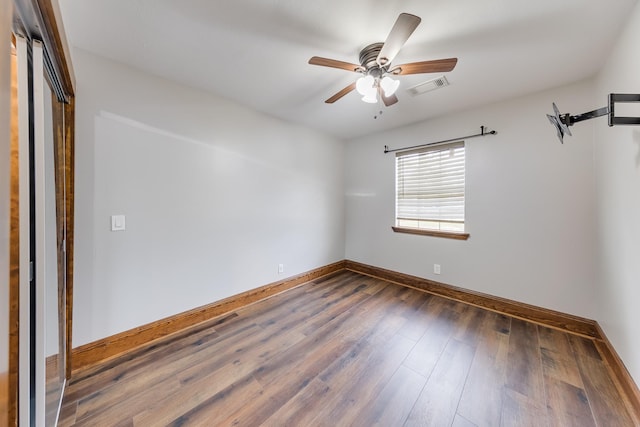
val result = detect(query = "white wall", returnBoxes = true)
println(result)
[345,80,599,319]
[593,1,640,385]
[72,49,345,347]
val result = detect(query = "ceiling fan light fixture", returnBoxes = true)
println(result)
[356,75,375,96]
[380,76,400,97]
[362,92,378,103]
[365,85,378,103]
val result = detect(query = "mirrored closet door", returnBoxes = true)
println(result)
[34,39,67,426]
[10,0,75,424]
[11,36,67,427]
[12,36,68,426]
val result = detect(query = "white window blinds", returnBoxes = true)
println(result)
[395,141,465,232]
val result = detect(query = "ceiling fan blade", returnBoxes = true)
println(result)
[325,82,357,103]
[376,13,421,66]
[391,58,458,75]
[309,56,363,72]
[378,86,398,107]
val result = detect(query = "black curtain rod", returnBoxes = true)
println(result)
[384,126,497,154]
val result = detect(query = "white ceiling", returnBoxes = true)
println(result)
[58,0,638,140]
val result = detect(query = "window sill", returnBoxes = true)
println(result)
[391,226,470,240]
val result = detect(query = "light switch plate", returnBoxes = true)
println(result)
[111,215,126,231]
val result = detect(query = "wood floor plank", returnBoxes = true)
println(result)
[260,378,332,427]
[310,334,417,427]
[545,377,596,427]
[404,338,476,427]
[402,303,459,378]
[568,334,635,426]
[298,283,377,336]
[315,313,406,388]
[251,288,397,388]
[212,270,359,333]
[501,387,548,427]
[453,304,489,347]
[57,401,77,427]
[538,326,584,389]
[165,375,265,427]
[354,365,427,426]
[215,333,359,426]
[505,318,545,403]
[361,277,388,296]
[69,323,262,422]
[256,275,364,330]
[452,414,479,427]
[75,373,182,426]
[302,291,416,412]
[396,294,436,341]
[63,324,223,401]
[197,281,393,426]
[134,328,307,425]
[457,312,510,426]
[297,291,420,425]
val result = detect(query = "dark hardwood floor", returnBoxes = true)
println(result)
[58,271,637,426]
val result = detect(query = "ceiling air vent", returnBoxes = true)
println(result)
[407,76,449,96]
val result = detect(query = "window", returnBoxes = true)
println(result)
[393,141,469,239]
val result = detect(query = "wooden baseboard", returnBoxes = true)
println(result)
[70,260,346,374]
[593,323,640,424]
[345,260,600,338]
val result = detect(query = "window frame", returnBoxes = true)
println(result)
[392,141,470,240]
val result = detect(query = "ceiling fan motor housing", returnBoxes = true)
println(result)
[359,42,386,76]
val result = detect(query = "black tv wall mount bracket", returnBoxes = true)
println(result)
[547,93,640,143]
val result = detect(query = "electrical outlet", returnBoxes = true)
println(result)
[278,264,284,274]
[434,264,441,275]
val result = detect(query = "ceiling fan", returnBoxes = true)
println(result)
[309,13,458,106]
